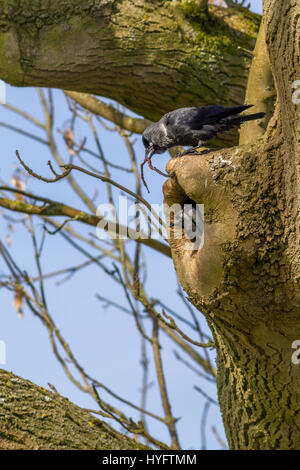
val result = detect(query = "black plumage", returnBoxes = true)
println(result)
[141,104,265,191]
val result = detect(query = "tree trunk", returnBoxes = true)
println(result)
[0,369,148,450]
[162,0,300,449]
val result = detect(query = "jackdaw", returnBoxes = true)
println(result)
[141,104,265,191]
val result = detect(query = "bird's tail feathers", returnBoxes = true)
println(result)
[240,112,265,122]
[215,111,265,134]
[226,104,253,116]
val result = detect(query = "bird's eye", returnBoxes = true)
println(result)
[142,136,149,148]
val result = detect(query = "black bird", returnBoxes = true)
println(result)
[141,104,265,191]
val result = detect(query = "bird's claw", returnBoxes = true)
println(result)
[175,147,217,158]
[175,150,198,158]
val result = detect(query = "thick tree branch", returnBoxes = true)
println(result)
[0,369,148,450]
[0,0,259,131]
[64,91,152,134]
[0,192,171,258]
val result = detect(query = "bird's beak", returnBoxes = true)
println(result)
[145,145,154,158]
[145,146,151,159]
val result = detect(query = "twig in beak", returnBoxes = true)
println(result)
[147,158,169,178]
[141,147,151,193]
[140,148,169,193]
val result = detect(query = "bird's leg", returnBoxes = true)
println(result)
[175,147,218,157]
[175,146,199,157]
[175,141,206,157]
[193,140,223,154]
[197,147,222,155]
[175,141,220,158]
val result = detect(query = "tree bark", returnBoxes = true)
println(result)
[162,0,300,449]
[0,369,148,450]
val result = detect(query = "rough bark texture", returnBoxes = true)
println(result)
[0,369,148,450]
[0,0,259,141]
[163,0,300,450]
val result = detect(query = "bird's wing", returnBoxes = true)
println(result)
[163,105,253,131]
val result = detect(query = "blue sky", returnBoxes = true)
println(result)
[0,1,262,450]
[250,0,261,13]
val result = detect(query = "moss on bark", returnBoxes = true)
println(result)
[0,369,149,450]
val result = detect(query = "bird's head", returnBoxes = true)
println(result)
[142,124,166,156]
[142,134,152,154]
[140,124,168,192]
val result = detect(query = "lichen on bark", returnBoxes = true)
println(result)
[0,369,148,450]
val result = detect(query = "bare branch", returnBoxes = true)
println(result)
[152,317,181,450]
[64,91,152,134]
[3,103,45,129]
[0,191,171,258]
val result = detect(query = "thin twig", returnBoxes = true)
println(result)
[152,317,181,450]
[194,385,219,406]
